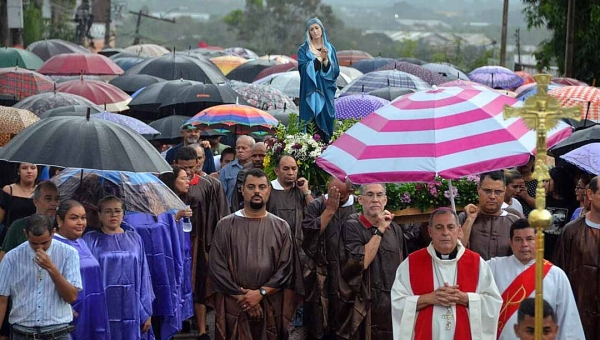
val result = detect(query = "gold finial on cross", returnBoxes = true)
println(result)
[502,73,581,340]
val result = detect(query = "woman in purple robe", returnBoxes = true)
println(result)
[82,195,155,340]
[54,199,110,340]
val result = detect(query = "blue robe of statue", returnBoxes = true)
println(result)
[53,235,111,340]
[124,212,193,340]
[298,17,340,141]
[82,223,155,340]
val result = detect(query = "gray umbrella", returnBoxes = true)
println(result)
[40,104,103,119]
[0,115,171,173]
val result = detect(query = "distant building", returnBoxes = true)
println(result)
[367,30,493,48]
[394,19,452,30]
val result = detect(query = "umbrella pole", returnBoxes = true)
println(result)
[584,102,591,126]
[448,179,457,213]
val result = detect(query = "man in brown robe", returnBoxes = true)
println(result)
[460,170,520,260]
[553,175,600,339]
[302,178,356,339]
[208,168,298,340]
[338,183,405,340]
[175,145,230,338]
[232,142,267,210]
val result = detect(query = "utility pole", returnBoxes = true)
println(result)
[500,0,509,67]
[104,0,111,48]
[129,10,175,45]
[564,0,575,77]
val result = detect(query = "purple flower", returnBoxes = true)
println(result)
[467,174,480,183]
[292,143,302,150]
[313,134,321,142]
[444,187,459,199]
[400,192,412,203]
[429,187,438,197]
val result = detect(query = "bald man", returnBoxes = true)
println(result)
[302,178,356,339]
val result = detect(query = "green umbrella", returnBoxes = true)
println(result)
[0,47,44,70]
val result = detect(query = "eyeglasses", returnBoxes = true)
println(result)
[481,188,505,196]
[101,209,123,215]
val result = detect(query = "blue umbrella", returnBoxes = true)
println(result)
[92,112,160,135]
[51,168,186,215]
[113,57,146,71]
[340,70,430,95]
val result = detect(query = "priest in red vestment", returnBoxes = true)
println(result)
[391,208,502,340]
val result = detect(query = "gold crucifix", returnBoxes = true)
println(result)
[503,74,581,340]
[442,307,453,330]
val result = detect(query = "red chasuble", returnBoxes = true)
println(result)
[409,247,480,340]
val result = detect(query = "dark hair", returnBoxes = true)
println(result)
[504,169,523,185]
[589,176,600,194]
[174,146,198,163]
[56,200,84,221]
[509,218,533,239]
[517,298,557,324]
[579,173,592,187]
[275,154,295,168]
[98,195,123,212]
[242,168,268,186]
[159,166,186,193]
[548,167,576,201]
[479,170,506,186]
[25,214,54,236]
[220,147,235,160]
[33,181,58,200]
[428,207,459,227]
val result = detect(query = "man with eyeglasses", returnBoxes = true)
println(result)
[337,183,406,339]
[460,171,520,260]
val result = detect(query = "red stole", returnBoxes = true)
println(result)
[496,260,553,338]
[409,247,480,340]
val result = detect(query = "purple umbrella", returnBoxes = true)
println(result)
[468,66,524,89]
[560,143,600,175]
[377,61,447,85]
[91,112,160,135]
[334,94,390,120]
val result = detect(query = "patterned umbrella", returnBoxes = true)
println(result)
[109,74,165,95]
[56,78,131,112]
[224,47,259,60]
[0,47,44,70]
[334,94,390,120]
[226,59,278,83]
[253,71,300,98]
[187,104,278,134]
[124,44,170,57]
[27,39,91,61]
[422,63,469,80]
[376,61,447,85]
[40,104,103,119]
[316,86,570,183]
[368,87,415,101]
[91,112,159,135]
[124,53,226,84]
[0,105,39,134]
[439,79,486,88]
[38,53,124,76]
[0,67,55,100]
[552,77,588,87]
[255,63,297,81]
[339,70,430,96]
[351,57,398,74]
[13,91,97,116]
[548,86,600,121]
[560,143,600,175]
[210,55,248,75]
[227,80,297,111]
[336,50,373,67]
[468,66,524,89]
[515,71,535,85]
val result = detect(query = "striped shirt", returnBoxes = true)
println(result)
[0,239,82,327]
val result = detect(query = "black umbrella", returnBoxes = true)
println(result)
[351,57,398,74]
[27,39,91,61]
[40,104,103,119]
[549,125,600,158]
[226,59,278,83]
[98,48,126,57]
[368,87,415,101]
[0,115,170,173]
[561,117,598,130]
[145,115,189,140]
[124,54,226,84]
[13,91,98,116]
[109,74,166,95]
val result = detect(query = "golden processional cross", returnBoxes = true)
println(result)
[503,74,581,340]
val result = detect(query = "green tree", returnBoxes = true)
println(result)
[522,0,600,83]
[23,4,44,46]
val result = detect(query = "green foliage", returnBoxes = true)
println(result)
[23,5,44,46]
[522,0,600,83]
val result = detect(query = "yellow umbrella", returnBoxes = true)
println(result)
[0,105,39,146]
[210,55,247,75]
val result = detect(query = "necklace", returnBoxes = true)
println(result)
[433,259,457,331]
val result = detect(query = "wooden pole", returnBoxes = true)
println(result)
[500,0,509,67]
[564,0,576,77]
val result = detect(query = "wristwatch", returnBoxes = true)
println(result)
[259,287,268,297]
[372,228,384,237]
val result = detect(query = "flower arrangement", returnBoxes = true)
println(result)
[264,114,331,193]
[385,175,480,212]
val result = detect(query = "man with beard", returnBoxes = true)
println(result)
[460,171,520,260]
[553,175,600,339]
[165,123,216,175]
[302,178,355,339]
[174,146,230,339]
[219,136,255,210]
[231,142,267,210]
[338,183,405,340]
[208,168,299,340]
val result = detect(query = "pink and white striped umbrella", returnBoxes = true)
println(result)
[317,86,572,183]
